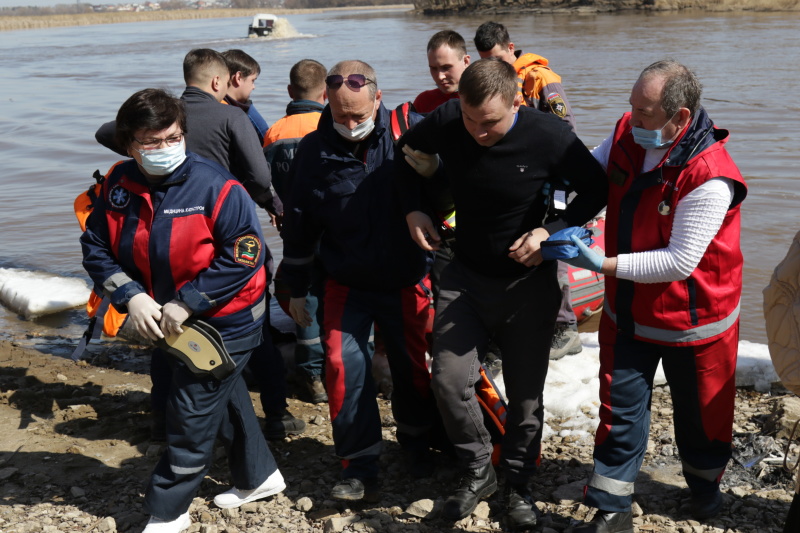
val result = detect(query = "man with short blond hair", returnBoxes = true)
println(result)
[265,58,328,405]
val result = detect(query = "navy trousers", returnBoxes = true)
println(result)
[144,336,279,520]
[322,278,433,480]
[585,323,738,512]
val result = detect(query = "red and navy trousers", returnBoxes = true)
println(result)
[323,277,434,480]
[585,322,739,512]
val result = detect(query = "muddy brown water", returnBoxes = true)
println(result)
[0,8,797,345]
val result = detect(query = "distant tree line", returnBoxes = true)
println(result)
[0,0,402,16]
[1,4,94,16]
[0,1,190,16]
[232,0,403,7]
[288,0,401,6]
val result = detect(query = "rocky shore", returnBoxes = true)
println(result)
[0,334,797,533]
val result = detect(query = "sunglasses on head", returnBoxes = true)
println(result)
[325,74,375,92]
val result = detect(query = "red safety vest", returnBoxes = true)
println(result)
[601,110,747,346]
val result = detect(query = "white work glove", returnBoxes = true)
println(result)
[160,299,192,338]
[290,297,311,328]
[402,145,440,178]
[127,293,163,341]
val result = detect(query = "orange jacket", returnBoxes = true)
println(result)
[263,103,323,200]
[74,166,127,337]
[513,52,575,130]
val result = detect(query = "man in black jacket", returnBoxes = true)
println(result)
[397,58,608,531]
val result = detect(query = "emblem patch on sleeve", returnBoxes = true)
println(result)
[233,235,261,267]
[108,185,130,209]
[546,92,568,119]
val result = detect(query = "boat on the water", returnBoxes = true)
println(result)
[248,13,277,37]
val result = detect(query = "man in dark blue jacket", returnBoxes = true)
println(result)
[281,60,435,502]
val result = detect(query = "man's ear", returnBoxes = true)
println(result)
[287,84,295,99]
[677,107,692,129]
[230,71,243,88]
[513,92,523,109]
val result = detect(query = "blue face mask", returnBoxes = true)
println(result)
[137,141,187,176]
[631,113,677,150]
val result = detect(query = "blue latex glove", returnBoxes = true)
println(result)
[562,234,606,272]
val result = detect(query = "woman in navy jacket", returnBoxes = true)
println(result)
[81,89,284,533]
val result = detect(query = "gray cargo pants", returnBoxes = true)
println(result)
[430,257,560,485]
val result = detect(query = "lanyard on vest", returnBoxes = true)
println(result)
[657,125,713,217]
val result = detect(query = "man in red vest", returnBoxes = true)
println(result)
[562,60,748,533]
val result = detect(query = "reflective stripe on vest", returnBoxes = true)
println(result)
[604,299,740,344]
[442,209,456,229]
[588,472,635,496]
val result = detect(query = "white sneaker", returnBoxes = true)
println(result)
[213,469,286,508]
[142,511,190,533]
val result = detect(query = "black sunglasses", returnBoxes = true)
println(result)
[325,74,375,92]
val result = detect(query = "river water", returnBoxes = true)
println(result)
[0,8,797,344]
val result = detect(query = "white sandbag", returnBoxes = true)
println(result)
[0,267,90,319]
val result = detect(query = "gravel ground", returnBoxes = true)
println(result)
[0,334,796,533]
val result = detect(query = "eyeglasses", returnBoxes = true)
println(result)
[325,74,375,92]
[133,132,184,150]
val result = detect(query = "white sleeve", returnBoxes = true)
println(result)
[615,178,735,283]
[591,133,614,172]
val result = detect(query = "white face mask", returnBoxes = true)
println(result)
[333,116,375,142]
[137,141,187,176]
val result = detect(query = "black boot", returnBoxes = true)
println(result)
[442,463,498,520]
[263,408,306,440]
[330,477,380,503]
[690,488,723,520]
[569,510,633,533]
[505,483,539,531]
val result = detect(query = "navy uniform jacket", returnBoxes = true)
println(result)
[280,103,428,297]
[80,153,269,343]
